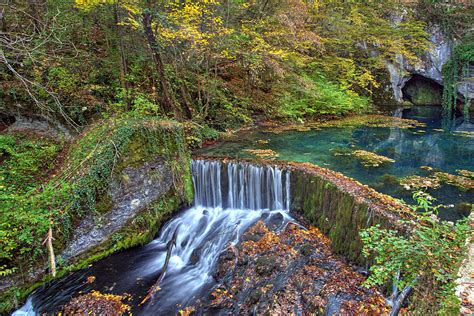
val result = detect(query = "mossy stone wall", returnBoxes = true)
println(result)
[289,166,409,266]
[193,156,410,266]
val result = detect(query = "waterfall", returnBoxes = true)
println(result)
[192,159,290,211]
[14,159,293,315]
[192,160,223,208]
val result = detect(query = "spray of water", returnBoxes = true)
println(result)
[14,159,292,315]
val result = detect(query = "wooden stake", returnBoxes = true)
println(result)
[42,226,56,277]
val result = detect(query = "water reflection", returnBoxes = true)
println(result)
[200,106,473,220]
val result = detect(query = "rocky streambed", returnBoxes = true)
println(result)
[15,159,396,315]
[208,220,388,314]
[45,217,389,315]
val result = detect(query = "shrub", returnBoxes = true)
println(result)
[278,71,370,119]
[360,192,470,314]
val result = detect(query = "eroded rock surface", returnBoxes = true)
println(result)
[387,25,451,103]
[61,157,173,261]
[202,220,389,315]
[7,115,73,140]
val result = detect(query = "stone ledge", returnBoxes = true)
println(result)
[193,156,414,264]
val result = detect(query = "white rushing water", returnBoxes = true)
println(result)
[14,159,292,315]
[138,160,292,313]
[193,160,290,211]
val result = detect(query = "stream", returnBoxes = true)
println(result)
[198,106,474,221]
[14,160,294,315]
[13,108,472,315]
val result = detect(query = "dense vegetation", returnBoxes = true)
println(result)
[0,0,473,314]
[1,0,437,130]
[361,192,470,315]
[443,42,474,120]
[0,118,192,312]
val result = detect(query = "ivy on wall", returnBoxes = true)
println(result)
[442,42,474,121]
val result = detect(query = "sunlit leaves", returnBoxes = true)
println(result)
[75,0,117,11]
[162,0,233,54]
[312,0,430,94]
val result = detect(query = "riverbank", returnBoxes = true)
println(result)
[13,160,394,315]
[0,117,193,313]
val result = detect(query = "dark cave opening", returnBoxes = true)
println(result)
[402,74,444,106]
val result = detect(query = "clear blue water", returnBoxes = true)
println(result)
[198,107,474,221]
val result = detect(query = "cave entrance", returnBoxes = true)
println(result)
[402,74,444,106]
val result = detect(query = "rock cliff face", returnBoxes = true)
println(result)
[61,156,175,261]
[387,24,474,110]
[59,120,194,266]
[387,25,453,104]
[6,115,73,140]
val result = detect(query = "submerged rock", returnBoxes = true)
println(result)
[399,175,441,190]
[265,212,285,231]
[352,149,395,168]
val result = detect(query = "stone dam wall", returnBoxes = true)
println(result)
[195,157,413,266]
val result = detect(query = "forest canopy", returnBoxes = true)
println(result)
[0,0,448,130]
[1,0,473,314]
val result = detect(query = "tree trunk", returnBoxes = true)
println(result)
[114,3,131,110]
[27,0,43,33]
[0,8,6,33]
[389,285,412,316]
[141,225,180,305]
[142,11,178,118]
[173,59,193,119]
[180,83,193,119]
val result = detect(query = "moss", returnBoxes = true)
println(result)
[183,167,194,203]
[378,174,399,186]
[403,76,443,106]
[435,172,474,191]
[243,149,279,159]
[457,169,474,180]
[290,167,404,265]
[263,114,425,134]
[371,67,399,108]
[66,116,190,225]
[182,122,220,150]
[95,193,114,214]
[0,117,193,314]
[442,41,474,121]
[351,150,395,168]
[0,133,63,193]
[116,135,150,170]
